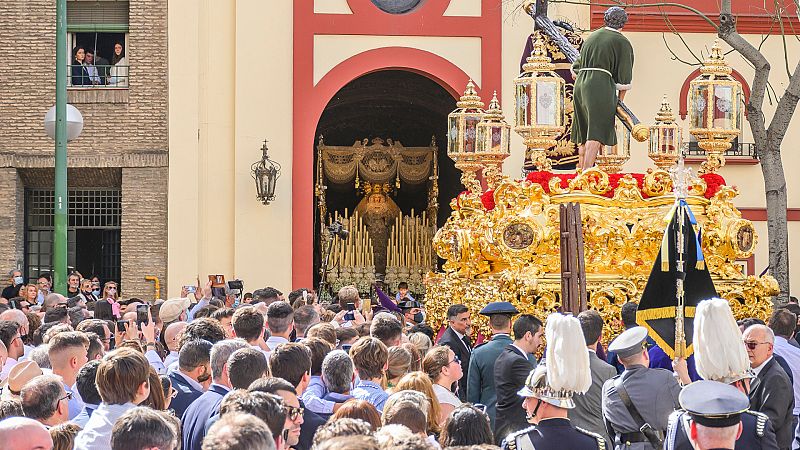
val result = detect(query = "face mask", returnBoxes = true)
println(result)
[413,312,425,324]
[13,276,23,286]
[92,289,100,296]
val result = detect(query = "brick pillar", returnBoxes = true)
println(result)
[0,169,23,273]
[121,167,168,299]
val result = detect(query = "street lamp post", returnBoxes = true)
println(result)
[53,0,68,294]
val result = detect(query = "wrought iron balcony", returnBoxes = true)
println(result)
[686,141,758,159]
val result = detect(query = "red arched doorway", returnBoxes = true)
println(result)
[292,47,480,287]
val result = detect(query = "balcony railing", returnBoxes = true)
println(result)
[68,64,129,88]
[686,141,758,159]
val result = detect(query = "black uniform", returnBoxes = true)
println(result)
[664,408,779,450]
[501,418,606,450]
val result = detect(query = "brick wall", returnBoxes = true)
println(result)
[121,167,168,299]
[0,0,169,296]
[0,0,168,155]
[0,169,23,273]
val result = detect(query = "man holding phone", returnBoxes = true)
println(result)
[332,286,366,328]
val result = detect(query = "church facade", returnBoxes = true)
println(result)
[164,0,800,296]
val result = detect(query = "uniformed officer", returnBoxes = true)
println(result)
[675,380,750,450]
[602,326,680,449]
[467,301,518,428]
[502,313,606,450]
[665,298,778,450]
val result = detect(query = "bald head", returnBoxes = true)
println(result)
[0,309,28,335]
[43,293,66,311]
[743,324,775,368]
[0,416,53,450]
[165,322,188,352]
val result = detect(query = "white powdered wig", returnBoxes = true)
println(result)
[694,298,751,383]
[545,313,592,394]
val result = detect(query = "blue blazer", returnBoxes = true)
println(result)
[169,371,204,418]
[181,383,228,450]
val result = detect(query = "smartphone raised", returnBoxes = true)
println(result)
[116,320,127,333]
[184,285,197,294]
[136,304,149,327]
[344,302,355,321]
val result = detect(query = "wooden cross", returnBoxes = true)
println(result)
[560,202,586,314]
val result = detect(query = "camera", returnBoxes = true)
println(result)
[327,221,349,240]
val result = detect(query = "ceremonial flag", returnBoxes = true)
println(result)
[636,199,717,359]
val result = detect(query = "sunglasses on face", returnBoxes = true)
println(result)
[59,391,73,402]
[284,405,304,421]
[744,341,769,350]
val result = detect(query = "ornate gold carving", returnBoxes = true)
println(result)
[427,169,777,341]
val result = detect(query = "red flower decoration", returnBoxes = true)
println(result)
[481,190,495,210]
[700,173,726,199]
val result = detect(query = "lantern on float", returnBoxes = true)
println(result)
[648,96,683,170]
[513,36,565,171]
[475,91,511,188]
[447,80,485,191]
[688,40,742,173]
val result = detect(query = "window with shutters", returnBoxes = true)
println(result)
[66,1,129,88]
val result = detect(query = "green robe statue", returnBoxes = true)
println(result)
[571,27,634,147]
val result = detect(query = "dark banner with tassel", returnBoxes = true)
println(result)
[636,199,718,359]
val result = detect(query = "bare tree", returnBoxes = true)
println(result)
[523,0,792,301]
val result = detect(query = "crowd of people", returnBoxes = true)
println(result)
[0,269,798,450]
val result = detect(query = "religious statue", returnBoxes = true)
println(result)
[571,7,634,170]
[354,182,400,274]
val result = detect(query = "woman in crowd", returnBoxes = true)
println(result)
[70,47,90,86]
[77,278,98,305]
[93,281,121,321]
[22,284,38,305]
[422,345,463,424]
[439,404,494,447]
[402,342,422,372]
[409,331,432,358]
[394,371,442,435]
[330,399,382,432]
[108,42,128,87]
[49,422,81,450]
[386,346,412,390]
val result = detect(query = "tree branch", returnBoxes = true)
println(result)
[717,1,771,140]
[548,0,719,29]
[661,33,701,66]
[768,58,800,144]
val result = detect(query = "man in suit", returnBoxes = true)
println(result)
[665,297,779,450]
[494,314,543,444]
[602,327,681,450]
[743,324,795,449]
[503,313,606,450]
[438,304,473,400]
[269,342,326,450]
[467,301,518,427]
[169,339,212,418]
[181,339,248,450]
[570,310,617,444]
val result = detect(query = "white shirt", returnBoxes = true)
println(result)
[433,383,462,407]
[452,328,471,354]
[164,350,179,369]
[752,355,774,378]
[251,345,271,360]
[0,357,17,381]
[266,335,289,351]
[74,402,137,450]
[772,336,800,414]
